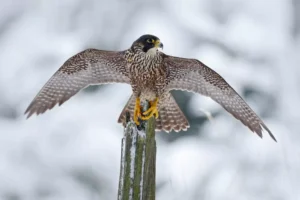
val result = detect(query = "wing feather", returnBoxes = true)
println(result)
[25,49,129,118]
[164,55,276,141]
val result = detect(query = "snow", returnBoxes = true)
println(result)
[129,130,136,198]
[140,145,145,200]
[118,136,126,200]
[0,0,299,199]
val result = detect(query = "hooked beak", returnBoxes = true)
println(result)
[154,40,163,49]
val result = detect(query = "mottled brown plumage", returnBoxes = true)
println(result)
[25,34,276,141]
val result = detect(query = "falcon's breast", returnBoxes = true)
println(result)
[125,48,166,101]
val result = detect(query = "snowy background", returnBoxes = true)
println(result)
[0,0,299,199]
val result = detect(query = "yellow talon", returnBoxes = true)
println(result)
[134,97,141,125]
[134,97,159,125]
[141,97,159,120]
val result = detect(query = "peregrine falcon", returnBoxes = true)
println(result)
[25,34,276,141]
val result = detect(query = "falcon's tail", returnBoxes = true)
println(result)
[117,93,190,132]
[118,94,136,126]
[156,94,190,132]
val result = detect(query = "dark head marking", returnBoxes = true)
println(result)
[132,34,163,52]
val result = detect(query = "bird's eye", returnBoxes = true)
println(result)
[146,39,153,43]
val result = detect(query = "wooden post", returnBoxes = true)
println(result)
[118,101,156,200]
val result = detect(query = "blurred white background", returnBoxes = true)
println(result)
[0,0,299,199]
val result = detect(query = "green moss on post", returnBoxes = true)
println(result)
[118,102,156,200]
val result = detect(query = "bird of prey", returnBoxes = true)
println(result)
[25,34,276,141]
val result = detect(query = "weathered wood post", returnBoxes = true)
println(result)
[118,101,156,200]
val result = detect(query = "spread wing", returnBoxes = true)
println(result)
[25,49,130,118]
[164,55,276,141]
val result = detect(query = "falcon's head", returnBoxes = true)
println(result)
[131,34,163,54]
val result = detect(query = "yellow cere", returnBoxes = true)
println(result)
[154,40,161,48]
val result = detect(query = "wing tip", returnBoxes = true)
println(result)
[253,123,277,142]
[261,123,277,142]
[24,102,59,119]
[24,94,71,119]
[24,105,34,119]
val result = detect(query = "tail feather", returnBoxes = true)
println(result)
[117,94,135,126]
[118,93,190,132]
[156,94,190,132]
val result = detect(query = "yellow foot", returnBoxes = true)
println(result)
[141,97,159,120]
[134,97,142,125]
